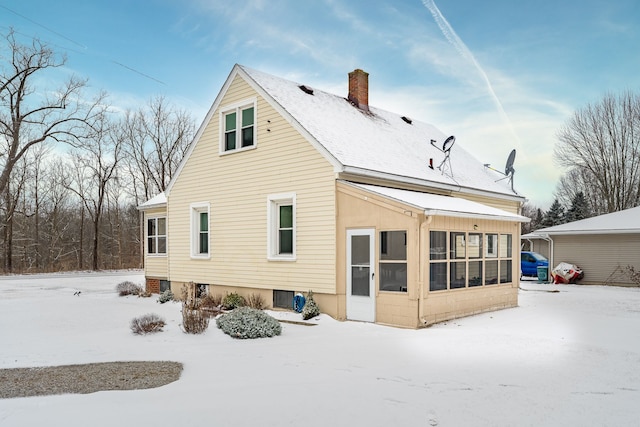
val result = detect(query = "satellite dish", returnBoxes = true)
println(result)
[505,149,516,176]
[484,148,517,191]
[429,135,456,175]
[442,135,456,152]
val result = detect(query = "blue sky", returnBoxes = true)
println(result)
[2,0,639,208]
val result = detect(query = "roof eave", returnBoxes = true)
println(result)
[137,202,167,211]
[425,209,530,223]
[341,166,524,203]
[532,229,640,236]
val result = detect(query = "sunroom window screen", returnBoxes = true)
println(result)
[379,231,407,292]
[430,231,512,291]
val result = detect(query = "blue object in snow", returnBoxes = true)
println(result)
[293,293,306,313]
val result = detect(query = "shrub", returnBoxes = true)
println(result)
[138,290,152,298]
[116,281,143,296]
[216,307,281,339]
[131,313,166,334]
[627,265,640,285]
[198,294,223,318]
[246,293,266,310]
[157,289,174,304]
[222,292,246,310]
[181,304,210,334]
[301,290,320,320]
[199,293,222,309]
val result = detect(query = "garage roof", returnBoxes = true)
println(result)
[523,205,640,237]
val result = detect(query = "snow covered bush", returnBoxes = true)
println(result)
[157,289,174,304]
[301,290,320,320]
[116,281,143,296]
[130,313,165,334]
[216,307,281,339]
[222,292,246,310]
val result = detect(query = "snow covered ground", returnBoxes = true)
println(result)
[1,271,638,426]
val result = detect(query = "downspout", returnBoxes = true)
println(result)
[540,234,554,274]
[418,215,432,325]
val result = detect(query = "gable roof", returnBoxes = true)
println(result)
[167,64,525,202]
[523,205,640,237]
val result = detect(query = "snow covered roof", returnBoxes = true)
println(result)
[347,182,530,222]
[137,192,166,210]
[523,205,640,237]
[238,65,523,202]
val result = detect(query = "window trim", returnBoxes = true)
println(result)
[146,216,167,256]
[190,202,210,259]
[219,98,257,155]
[267,193,296,261]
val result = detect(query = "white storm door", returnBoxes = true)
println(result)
[346,229,375,322]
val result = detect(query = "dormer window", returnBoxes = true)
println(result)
[220,98,257,154]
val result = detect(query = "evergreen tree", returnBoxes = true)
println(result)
[541,199,566,227]
[565,191,590,223]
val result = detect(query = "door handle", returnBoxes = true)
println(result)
[371,272,375,279]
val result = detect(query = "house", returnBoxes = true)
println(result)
[138,64,529,328]
[523,206,640,286]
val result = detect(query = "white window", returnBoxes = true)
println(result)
[147,217,166,255]
[220,99,256,154]
[267,193,296,260]
[190,202,210,258]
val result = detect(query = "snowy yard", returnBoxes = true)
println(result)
[1,271,639,427]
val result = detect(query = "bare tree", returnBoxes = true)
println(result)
[0,29,104,199]
[520,201,544,235]
[0,156,28,272]
[122,96,195,204]
[66,108,122,271]
[555,91,640,213]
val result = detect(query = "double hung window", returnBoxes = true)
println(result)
[221,99,256,153]
[147,217,166,255]
[268,194,296,260]
[190,203,210,258]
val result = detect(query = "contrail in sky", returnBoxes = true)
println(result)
[421,0,521,146]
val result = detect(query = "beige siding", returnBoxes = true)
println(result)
[337,182,421,327]
[167,75,337,294]
[143,207,168,278]
[552,234,640,285]
[422,285,517,324]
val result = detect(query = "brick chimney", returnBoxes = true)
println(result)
[348,69,369,111]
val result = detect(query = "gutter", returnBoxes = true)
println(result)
[418,216,431,325]
[526,233,554,275]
